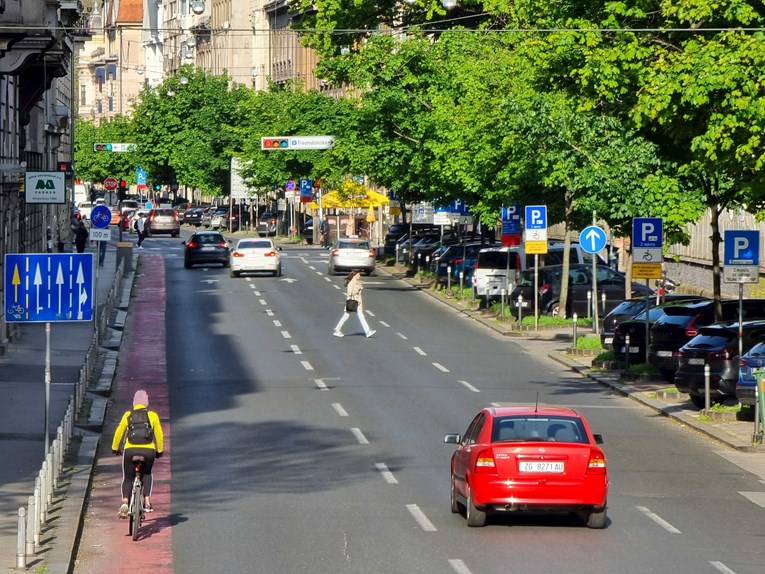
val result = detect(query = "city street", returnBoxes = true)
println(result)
[72,234,765,574]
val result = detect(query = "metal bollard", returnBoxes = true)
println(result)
[704,363,711,412]
[602,292,607,316]
[46,453,54,504]
[500,288,506,319]
[517,294,524,324]
[34,479,41,546]
[624,334,631,375]
[459,270,464,294]
[26,495,35,556]
[17,507,26,569]
[447,265,452,292]
[587,291,592,319]
[572,313,578,347]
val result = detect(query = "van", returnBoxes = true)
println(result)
[472,242,606,303]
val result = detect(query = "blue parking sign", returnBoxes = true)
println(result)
[724,230,760,266]
[633,217,663,248]
[525,205,547,229]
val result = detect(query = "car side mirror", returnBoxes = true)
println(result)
[278,246,283,251]
[443,433,461,444]
[181,241,186,246]
[593,434,604,445]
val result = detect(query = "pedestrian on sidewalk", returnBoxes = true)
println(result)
[111,390,165,518]
[74,221,89,253]
[98,239,106,266]
[320,217,331,248]
[334,270,376,338]
[135,212,147,249]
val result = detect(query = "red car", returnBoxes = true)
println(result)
[444,405,608,528]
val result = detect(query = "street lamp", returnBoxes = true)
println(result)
[190,1,206,15]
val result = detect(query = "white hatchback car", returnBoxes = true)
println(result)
[230,238,282,278]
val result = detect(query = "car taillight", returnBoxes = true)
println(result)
[265,251,276,257]
[614,325,623,336]
[233,251,245,257]
[454,258,464,264]
[187,241,198,248]
[218,241,228,248]
[740,357,749,368]
[331,249,339,256]
[586,451,606,474]
[173,210,178,221]
[473,448,496,474]
[685,315,701,337]
[709,349,732,361]
[368,249,375,257]
[269,218,275,224]
[539,282,551,295]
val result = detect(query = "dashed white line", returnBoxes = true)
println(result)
[350,428,369,445]
[273,320,282,327]
[636,506,681,534]
[259,299,267,305]
[433,362,450,372]
[413,347,427,356]
[248,283,256,289]
[366,310,375,317]
[300,361,314,371]
[406,504,437,531]
[290,344,301,354]
[332,403,348,417]
[314,379,329,390]
[448,559,474,574]
[458,380,480,393]
[375,462,399,484]
[379,321,390,328]
[397,332,408,340]
[710,561,737,574]
[266,309,274,316]
[281,330,291,339]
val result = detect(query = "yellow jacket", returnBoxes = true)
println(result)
[111,405,164,452]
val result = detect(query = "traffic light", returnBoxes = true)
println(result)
[93,143,113,152]
[261,137,290,150]
[57,161,72,175]
[118,179,127,202]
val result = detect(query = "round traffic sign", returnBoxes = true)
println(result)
[285,180,296,191]
[579,225,608,254]
[104,177,118,191]
[91,205,112,229]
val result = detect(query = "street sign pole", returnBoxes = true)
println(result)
[592,212,599,335]
[45,322,51,455]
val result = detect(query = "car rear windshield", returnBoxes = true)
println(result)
[477,250,519,270]
[197,234,224,245]
[155,208,174,216]
[686,329,737,348]
[338,240,370,250]
[609,300,646,317]
[239,240,272,249]
[491,416,587,443]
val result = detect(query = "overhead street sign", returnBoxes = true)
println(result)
[93,143,137,152]
[289,136,335,150]
[579,225,607,254]
[4,253,94,322]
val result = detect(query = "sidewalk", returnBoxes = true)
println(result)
[0,237,132,572]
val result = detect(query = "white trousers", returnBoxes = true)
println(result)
[334,307,372,336]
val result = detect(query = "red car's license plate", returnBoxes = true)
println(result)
[519,461,564,473]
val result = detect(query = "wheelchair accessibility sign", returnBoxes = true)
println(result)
[4,253,94,322]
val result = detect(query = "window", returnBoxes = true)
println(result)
[79,85,87,106]
[462,414,486,445]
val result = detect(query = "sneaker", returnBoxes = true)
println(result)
[366,330,376,338]
[333,331,344,337]
[118,503,129,519]
[144,502,154,513]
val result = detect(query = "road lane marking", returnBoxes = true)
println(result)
[379,321,390,327]
[406,504,437,531]
[266,309,274,316]
[314,379,329,390]
[375,462,398,484]
[433,363,450,372]
[459,380,480,393]
[308,265,316,270]
[710,561,737,574]
[290,344,301,354]
[350,428,369,444]
[413,347,427,355]
[300,361,314,371]
[332,403,348,417]
[636,506,681,533]
[448,559,474,574]
[281,330,291,339]
[366,310,375,317]
[273,320,282,327]
[397,332,408,340]
[259,299,267,305]
[738,492,765,507]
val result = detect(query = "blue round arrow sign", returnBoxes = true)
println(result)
[579,225,607,254]
[91,205,112,229]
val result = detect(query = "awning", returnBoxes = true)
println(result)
[308,182,390,210]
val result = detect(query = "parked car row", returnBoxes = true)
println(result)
[601,296,765,410]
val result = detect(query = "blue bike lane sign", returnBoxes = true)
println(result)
[4,253,94,322]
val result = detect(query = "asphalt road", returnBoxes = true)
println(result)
[76,234,765,573]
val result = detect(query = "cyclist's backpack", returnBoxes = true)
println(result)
[127,408,154,443]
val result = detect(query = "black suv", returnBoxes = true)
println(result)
[648,299,765,381]
[257,211,278,237]
[674,320,765,408]
[510,264,652,318]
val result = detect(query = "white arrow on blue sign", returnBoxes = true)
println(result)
[579,225,608,254]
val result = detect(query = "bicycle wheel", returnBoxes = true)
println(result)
[130,482,143,541]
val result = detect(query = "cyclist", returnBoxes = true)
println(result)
[111,390,165,518]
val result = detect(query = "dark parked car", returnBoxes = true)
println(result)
[601,294,708,349]
[611,297,710,364]
[434,242,490,288]
[648,299,765,381]
[183,231,230,268]
[219,207,250,231]
[200,206,218,228]
[737,341,765,409]
[257,211,278,237]
[302,218,314,244]
[384,222,442,255]
[183,206,205,226]
[674,320,765,408]
[510,264,653,318]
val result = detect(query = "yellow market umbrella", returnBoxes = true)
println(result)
[308,185,390,210]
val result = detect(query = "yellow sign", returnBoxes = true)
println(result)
[389,206,401,215]
[525,240,548,254]
[633,262,663,279]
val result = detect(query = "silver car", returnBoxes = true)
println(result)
[328,238,375,275]
[146,207,180,237]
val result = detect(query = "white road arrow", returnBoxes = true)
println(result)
[201,279,219,285]
[76,262,87,319]
[56,262,65,315]
[279,278,298,283]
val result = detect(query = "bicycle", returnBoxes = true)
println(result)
[128,455,146,541]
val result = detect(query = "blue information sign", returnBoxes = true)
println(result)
[632,217,663,248]
[724,230,760,266]
[525,205,547,229]
[502,203,521,234]
[4,253,94,322]
[579,225,608,254]
[91,205,112,229]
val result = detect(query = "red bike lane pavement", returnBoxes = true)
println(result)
[74,254,173,573]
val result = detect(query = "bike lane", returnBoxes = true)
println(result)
[74,255,173,573]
